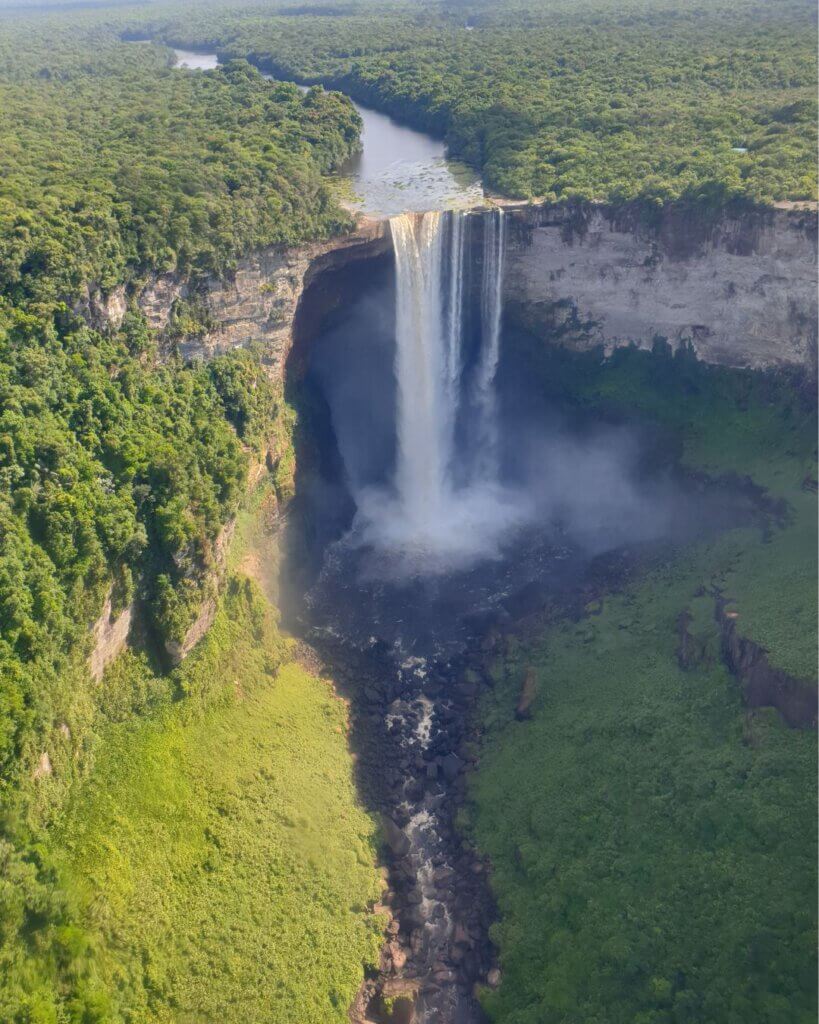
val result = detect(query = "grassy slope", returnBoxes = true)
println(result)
[45,488,382,1023]
[466,347,817,1023]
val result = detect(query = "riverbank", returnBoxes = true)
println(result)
[3,483,384,1022]
[463,342,817,1022]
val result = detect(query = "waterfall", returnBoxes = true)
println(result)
[474,207,505,477]
[445,210,466,405]
[390,211,451,531]
[377,206,511,561]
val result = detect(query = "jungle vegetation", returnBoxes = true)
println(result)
[465,344,818,1023]
[0,12,374,1021]
[0,1,815,1020]
[0,11,361,785]
[2,495,383,1021]
[147,0,818,204]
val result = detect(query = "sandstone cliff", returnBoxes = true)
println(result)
[138,218,390,374]
[86,201,816,381]
[84,200,817,675]
[504,202,817,373]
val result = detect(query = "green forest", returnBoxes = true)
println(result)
[147,0,818,204]
[0,11,362,782]
[465,346,817,1022]
[0,11,376,1021]
[0,0,815,1021]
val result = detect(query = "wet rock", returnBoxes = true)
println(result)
[381,815,411,857]
[440,753,463,781]
[676,608,710,670]
[379,978,420,1024]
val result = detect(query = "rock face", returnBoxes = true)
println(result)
[165,518,236,667]
[716,597,817,729]
[81,201,815,674]
[89,589,135,682]
[87,202,816,381]
[138,218,390,377]
[503,202,818,373]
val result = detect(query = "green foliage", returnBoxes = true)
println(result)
[0,12,362,1019]
[1,567,382,1022]
[471,571,816,1024]
[0,19,361,309]
[514,339,818,676]
[465,348,817,1023]
[152,0,817,204]
[0,294,287,787]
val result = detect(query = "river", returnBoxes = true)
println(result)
[171,48,483,216]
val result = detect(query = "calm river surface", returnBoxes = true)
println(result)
[172,48,483,216]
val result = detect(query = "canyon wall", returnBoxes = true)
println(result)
[84,200,816,671]
[503,202,818,373]
[113,201,816,381]
[136,218,390,375]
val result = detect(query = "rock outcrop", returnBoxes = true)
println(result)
[90,589,135,682]
[139,217,390,376]
[716,596,817,729]
[164,517,236,666]
[81,200,816,676]
[85,202,816,381]
[503,201,817,373]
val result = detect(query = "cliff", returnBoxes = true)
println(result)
[85,199,816,674]
[85,202,816,382]
[503,202,817,373]
[138,218,390,374]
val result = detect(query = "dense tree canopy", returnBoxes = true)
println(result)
[0,10,362,789]
[0,17,361,306]
[0,17,364,1017]
[147,0,817,204]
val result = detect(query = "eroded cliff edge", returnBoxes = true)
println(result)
[504,201,817,373]
[83,200,818,386]
[82,200,816,671]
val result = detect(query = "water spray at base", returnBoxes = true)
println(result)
[354,208,521,570]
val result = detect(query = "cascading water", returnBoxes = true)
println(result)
[474,208,505,478]
[363,207,518,566]
[445,210,466,407]
[390,211,453,531]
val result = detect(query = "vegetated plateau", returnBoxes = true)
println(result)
[0,1,815,1022]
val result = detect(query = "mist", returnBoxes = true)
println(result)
[305,262,686,580]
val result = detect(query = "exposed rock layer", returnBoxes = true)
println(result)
[86,202,817,381]
[84,200,817,674]
[139,218,390,374]
[503,202,817,372]
[89,590,135,682]
[716,596,817,729]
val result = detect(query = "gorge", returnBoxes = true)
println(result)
[80,59,818,1023]
[1,17,815,1024]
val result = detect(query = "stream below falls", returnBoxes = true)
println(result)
[283,211,766,1022]
[151,47,773,1021]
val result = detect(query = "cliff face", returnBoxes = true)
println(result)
[504,202,818,373]
[138,218,390,375]
[121,202,816,381]
[85,200,816,672]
